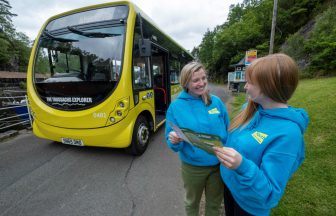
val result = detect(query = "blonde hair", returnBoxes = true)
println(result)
[179,61,211,105]
[229,53,299,131]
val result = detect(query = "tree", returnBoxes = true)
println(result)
[191,46,200,60]
[14,32,32,71]
[197,0,327,81]
[227,3,245,26]
[0,0,31,71]
[198,29,216,72]
[0,0,16,39]
[0,0,17,69]
[305,5,336,75]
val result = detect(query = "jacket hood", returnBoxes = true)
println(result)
[247,106,309,133]
[177,90,202,101]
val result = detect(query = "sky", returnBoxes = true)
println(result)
[10,0,242,51]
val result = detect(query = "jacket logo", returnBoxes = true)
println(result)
[208,108,220,114]
[251,131,268,144]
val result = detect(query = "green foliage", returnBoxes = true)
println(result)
[230,53,245,66]
[0,0,31,71]
[282,33,306,61]
[199,0,274,75]
[226,3,245,26]
[190,46,199,60]
[197,0,331,79]
[255,41,269,57]
[35,52,50,74]
[304,5,336,75]
[0,36,11,63]
[14,32,32,71]
[230,77,336,215]
[0,0,16,35]
[198,29,216,72]
[19,81,26,90]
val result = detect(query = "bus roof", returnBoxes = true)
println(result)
[43,0,193,59]
[131,3,193,58]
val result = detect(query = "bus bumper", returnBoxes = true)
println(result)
[32,117,135,148]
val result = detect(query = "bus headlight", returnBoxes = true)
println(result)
[106,97,129,125]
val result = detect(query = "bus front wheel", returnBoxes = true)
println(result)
[127,115,150,156]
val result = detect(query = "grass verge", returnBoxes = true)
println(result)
[229,77,336,215]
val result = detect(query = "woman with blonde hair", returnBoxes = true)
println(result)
[214,53,309,216]
[166,61,230,216]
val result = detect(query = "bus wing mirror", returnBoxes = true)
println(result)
[139,39,151,57]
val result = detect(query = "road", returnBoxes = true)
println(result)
[0,128,185,216]
[0,84,231,216]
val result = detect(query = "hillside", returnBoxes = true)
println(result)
[195,0,336,80]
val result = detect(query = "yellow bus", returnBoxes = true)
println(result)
[27,1,193,155]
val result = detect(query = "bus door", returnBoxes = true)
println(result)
[151,44,169,126]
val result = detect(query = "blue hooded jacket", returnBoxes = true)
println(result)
[165,90,230,166]
[220,106,309,215]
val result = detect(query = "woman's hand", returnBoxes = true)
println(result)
[213,147,242,169]
[168,131,183,145]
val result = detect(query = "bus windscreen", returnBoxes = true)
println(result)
[33,6,128,111]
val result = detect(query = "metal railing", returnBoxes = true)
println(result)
[0,92,33,131]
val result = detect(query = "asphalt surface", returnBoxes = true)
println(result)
[0,84,231,216]
[0,128,185,216]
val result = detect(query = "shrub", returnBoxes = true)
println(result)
[305,6,336,75]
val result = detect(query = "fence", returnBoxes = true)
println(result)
[0,90,32,132]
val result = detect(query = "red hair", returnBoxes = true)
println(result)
[229,53,299,131]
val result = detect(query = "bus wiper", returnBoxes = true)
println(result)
[43,30,78,42]
[67,26,121,38]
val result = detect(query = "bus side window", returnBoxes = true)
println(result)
[133,58,151,89]
[132,31,151,90]
[169,59,180,84]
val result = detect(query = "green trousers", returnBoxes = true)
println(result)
[181,162,224,216]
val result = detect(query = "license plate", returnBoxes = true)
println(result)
[61,138,84,146]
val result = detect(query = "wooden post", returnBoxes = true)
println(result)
[269,0,278,54]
